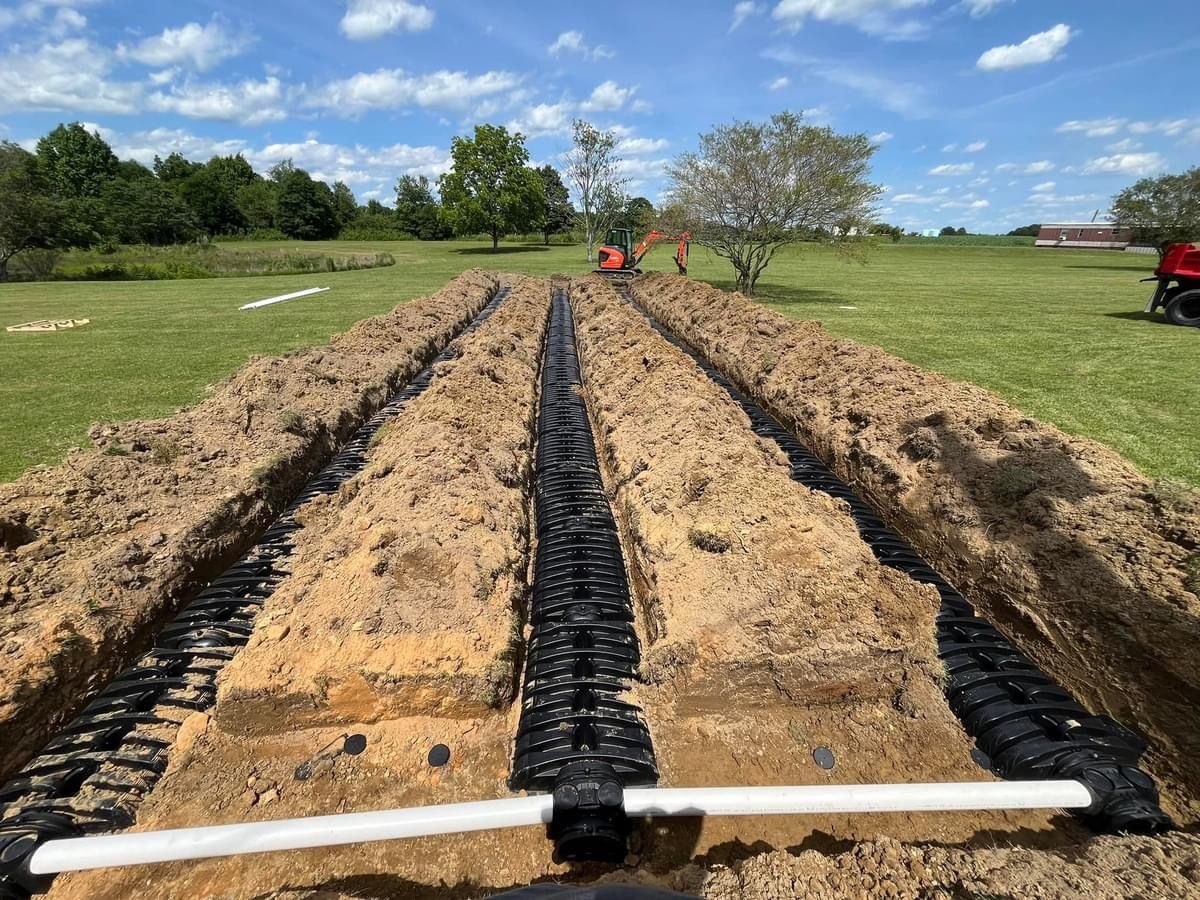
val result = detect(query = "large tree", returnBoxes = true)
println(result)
[1111,167,1200,258]
[565,120,627,261]
[617,196,654,232]
[439,124,543,250]
[0,143,64,280]
[275,167,339,240]
[154,152,203,183]
[101,176,200,245]
[237,180,279,231]
[395,175,449,240]
[331,181,359,232]
[35,123,118,199]
[666,111,880,295]
[535,164,574,245]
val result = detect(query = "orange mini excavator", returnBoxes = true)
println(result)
[596,228,690,279]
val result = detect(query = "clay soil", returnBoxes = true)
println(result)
[632,272,1200,824]
[17,271,1200,898]
[0,270,499,781]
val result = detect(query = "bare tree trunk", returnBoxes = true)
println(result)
[492,231,499,252]
[0,255,9,283]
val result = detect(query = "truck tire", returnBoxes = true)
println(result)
[1164,290,1200,327]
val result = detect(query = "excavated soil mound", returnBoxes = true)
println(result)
[632,273,1200,821]
[0,270,499,781]
[568,275,1069,852]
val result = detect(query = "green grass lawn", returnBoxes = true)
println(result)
[1,239,1195,486]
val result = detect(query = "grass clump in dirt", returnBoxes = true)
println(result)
[991,462,1040,505]
[149,439,180,465]
[688,524,733,553]
[102,445,130,457]
[1184,554,1200,596]
[278,410,305,435]
[1147,478,1199,514]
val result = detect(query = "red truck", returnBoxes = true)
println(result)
[1144,242,1200,327]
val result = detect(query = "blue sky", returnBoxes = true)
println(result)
[1,0,1197,232]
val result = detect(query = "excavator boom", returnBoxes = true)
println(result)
[597,228,690,278]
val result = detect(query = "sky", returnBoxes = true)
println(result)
[1,0,1197,233]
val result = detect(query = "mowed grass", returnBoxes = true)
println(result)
[1,239,1195,486]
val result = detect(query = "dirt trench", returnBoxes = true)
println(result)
[630,272,1200,821]
[50,276,561,900]
[0,270,499,782]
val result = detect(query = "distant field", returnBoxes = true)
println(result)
[1,239,1195,485]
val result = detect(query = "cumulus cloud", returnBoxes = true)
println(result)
[547,30,613,61]
[1024,160,1055,174]
[305,68,522,114]
[340,0,434,40]
[580,79,635,112]
[767,76,790,90]
[772,0,933,40]
[929,163,974,176]
[0,38,141,115]
[1032,181,1056,193]
[507,101,575,138]
[617,136,670,155]
[964,140,988,152]
[730,1,763,31]
[1080,152,1165,176]
[117,17,252,72]
[942,143,957,153]
[870,131,894,143]
[977,24,1073,71]
[148,76,287,125]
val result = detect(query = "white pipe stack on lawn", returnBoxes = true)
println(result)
[29,780,1094,875]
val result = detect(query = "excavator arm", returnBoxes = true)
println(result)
[632,230,691,275]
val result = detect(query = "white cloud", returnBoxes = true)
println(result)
[942,143,957,153]
[965,140,988,152]
[958,0,1009,17]
[47,7,87,37]
[870,131,894,143]
[929,163,974,176]
[1024,160,1055,174]
[1105,138,1142,153]
[1080,152,1165,176]
[630,98,653,114]
[730,1,763,31]
[547,30,613,61]
[580,79,635,112]
[977,24,1073,71]
[892,192,938,204]
[0,38,141,115]
[1057,117,1125,137]
[763,48,929,117]
[767,75,790,91]
[305,68,522,114]
[117,18,251,72]
[771,0,934,40]
[148,76,287,125]
[507,101,574,138]
[340,0,433,40]
[1032,181,1056,193]
[1129,118,1196,137]
[617,136,670,155]
[970,199,990,208]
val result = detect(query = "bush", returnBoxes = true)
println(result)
[55,246,396,281]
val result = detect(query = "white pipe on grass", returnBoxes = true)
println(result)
[28,781,1093,875]
[240,287,330,311]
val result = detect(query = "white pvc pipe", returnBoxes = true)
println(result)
[240,287,329,311]
[30,795,554,875]
[624,780,1094,817]
[29,780,1092,875]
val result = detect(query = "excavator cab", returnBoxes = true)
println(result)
[597,228,634,271]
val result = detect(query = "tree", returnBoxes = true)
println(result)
[237,180,279,231]
[0,143,64,280]
[395,175,450,240]
[101,176,200,245]
[154,152,203,183]
[617,196,655,232]
[536,165,575,245]
[566,120,627,261]
[331,181,359,231]
[869,222,903,242]
[275,167,339,240]
[956,227,968,236]
[438,124,543,250]
[1111,167,1200,258]
[1007,224,1041,237]
[940,226,958,237]
[35,123,119,199]
[666,111,880,296]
